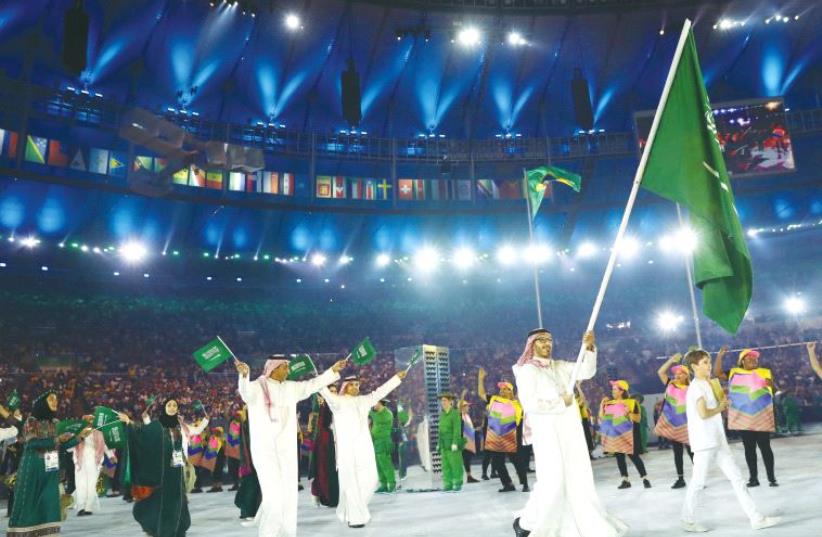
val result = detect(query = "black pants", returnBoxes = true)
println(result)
[581,419,594,454]
[490,451,528,487]
[211,449,226,486]
[616,453,647,479]
[227,457,240,487]
[672,441,693,477]
[462,450,473,474]
[482,450,492,476]
[740,430,776,482]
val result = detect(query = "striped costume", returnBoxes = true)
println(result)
[728,367,775,432]
[600,399,637,455]
[654,381,689,444]
[484,396,522,453]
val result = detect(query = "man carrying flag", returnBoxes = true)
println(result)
[236,354,347,537]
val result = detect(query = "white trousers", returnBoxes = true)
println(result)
[682,443,764,526]
[73,465,101,512]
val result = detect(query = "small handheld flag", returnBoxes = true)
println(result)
[57,419,86,436]
[349,338,377,366]
[192,336,237,372]
[404,348,422,373]
[5,389,21,411]
[93,406,126,448]
[287,354,317,380]
[193,400,205,413]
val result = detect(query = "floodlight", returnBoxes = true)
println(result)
[617,236,640,259]
[577,241,598,259]
[456,26,481,47]
[284,13,301,31]
[338,255,353,266]
[496,245,517,265]
[375,253,391,268]
[656,311,684,332]
[507,31,527,47]
[20,236,40,249]
[120,241,148,263]
[310,253,327,267]
[414,247,440,273]
[453,247,476,270]
[784,296,806,315]
[525,243,552,265]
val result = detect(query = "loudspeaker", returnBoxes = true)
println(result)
[341,58,362,127]
[571,68,594,131]
[63,1,89,76]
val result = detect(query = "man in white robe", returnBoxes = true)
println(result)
[320,371,406,528]
[512,329,628,537]
[70,416,114,516]
[237,355,347,537]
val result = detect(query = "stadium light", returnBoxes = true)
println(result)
[507,31,527,47]
[375,253,391,268]
[338,255,353,266]
[453,247,477,271]
[119,241,148,264]
[414,247,440,273]
[577,241,598,259]
[20,235,40,249]
[284,13,302,31]
[659,227,698,255]
[525,243,552,265]
[656,310,684,332]
[617,236,640,260]
[456,26,481,48]
[496,245,518,266]
[783,296,806,315]
[310,253,327,267]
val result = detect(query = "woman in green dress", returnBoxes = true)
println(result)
[119,398,191,537]
[8,391,86,537]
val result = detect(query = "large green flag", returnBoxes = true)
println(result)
[349,337,377,366]
[525,165,582,220]
[287,354,317,380]
[93,406,126,448]
[192,337,236,372]
[639,25,751,334]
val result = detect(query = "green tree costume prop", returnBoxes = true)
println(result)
[369,403,396,493]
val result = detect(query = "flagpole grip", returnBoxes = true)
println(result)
[566,19,693,393]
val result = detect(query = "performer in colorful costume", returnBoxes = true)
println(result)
[477,371,527,492]
[655,354,693,489]
[714,347,778,487]
[459,399,479,483]
[320,371,406,528]
[437,393,464,492]
[512,328,627,537]
[599,380,651,489]
[236,355,346,537]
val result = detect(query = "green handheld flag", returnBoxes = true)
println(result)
[404,348,422,372]
[57,419,86,436]
[146,395,156,408]
[525,165,582,220]
[5,389,21,411]
[193,400,205,412]
[192,336,236,372]
[638,26,751,334]
[349,338,377,366]
[287,354,317,380]
[93,406,126,448]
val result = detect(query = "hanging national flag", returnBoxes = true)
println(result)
[287,354,317,380]
[364,179,377,200]
[476,179,499,200]
[0,129,6,157]
[133,155,153,172]
[108,151,127,178]
[316,176,332,198]
[153,158,168,173]
[245,172,260,193]
[525,165,582,219]
[47,140,70,167]
[639,23,751,334]
[376,179,392,200]
[349,178,363,199]
[206,171,223,190]
[192,336,236,372]
[398,179,414,200]
[172,168,190,185]
[229,172,245,192]
[6,131,19,158]
[498,180,523,200]
[349,337,377,366]
[89,148,110,174]
[261,171,279,194]
[190,166,206,187]
[281,172,294,196]
[413,179,426,200]
[69,148,87,171]
[24,135,47,164]
[333,176,347,199]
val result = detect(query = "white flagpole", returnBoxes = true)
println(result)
[523,168,544,328]
[676,203,703,348]
[566,19,693,393]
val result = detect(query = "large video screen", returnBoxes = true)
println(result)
[635,98,796,177]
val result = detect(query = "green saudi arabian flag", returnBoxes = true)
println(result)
[525,165,582,220]
[639,23,751,334]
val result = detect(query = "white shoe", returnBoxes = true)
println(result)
[240,518,256,527]
[751,516,781,530]
[681,521,710,533]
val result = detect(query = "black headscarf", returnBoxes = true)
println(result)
[32,391,57,421]
[159,398,179,429]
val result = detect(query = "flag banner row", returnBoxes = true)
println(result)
[315,176,475,201]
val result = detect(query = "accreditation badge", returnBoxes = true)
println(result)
[44,450,60,472]
[171,450,184,468]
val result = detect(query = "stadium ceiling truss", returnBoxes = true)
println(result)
[347,0,732,15]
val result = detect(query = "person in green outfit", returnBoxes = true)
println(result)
[438,393,464,492]
[8,390,88,537]
[118,398,191,537]
[369,399,396,493]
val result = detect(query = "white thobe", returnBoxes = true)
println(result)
[320,375,402,527]
[239,368,340,537]
[71,431,114,512]
[0,426,17,443]
[513,350,628,537]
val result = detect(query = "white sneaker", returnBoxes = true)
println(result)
[751,516,781,530]
[240,518,256,527]
[681,521,711,533]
